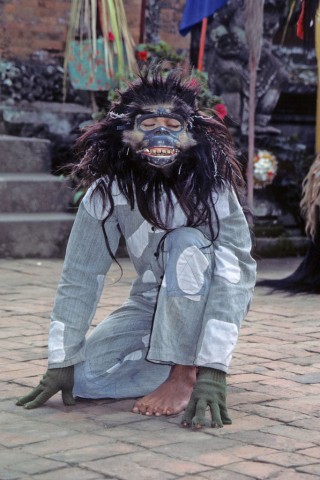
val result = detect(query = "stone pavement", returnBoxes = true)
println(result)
[1,257,320,480]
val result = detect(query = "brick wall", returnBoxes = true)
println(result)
[0,0,190,62]
[0,0,71,60]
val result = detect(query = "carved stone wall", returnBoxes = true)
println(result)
[190,0,289,135]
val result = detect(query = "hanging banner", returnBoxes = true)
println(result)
[179,0,230,36]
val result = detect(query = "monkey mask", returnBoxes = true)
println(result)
[121,104,197,169]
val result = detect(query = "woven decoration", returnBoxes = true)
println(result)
[253,150,278,189]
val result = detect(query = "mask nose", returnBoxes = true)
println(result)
[155,127,170,135]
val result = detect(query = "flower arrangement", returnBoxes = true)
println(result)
[253,150,278,189]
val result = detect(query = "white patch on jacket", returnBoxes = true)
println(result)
[106,349,143,374]
[142,270,157,283]
[127,220,150,257]
[214,246,241,284]
[83,181,127,220]
[48,321,66,364]
[196,319,239,367]
[176,246,209,294]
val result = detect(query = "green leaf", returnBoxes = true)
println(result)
[74,190,85,204]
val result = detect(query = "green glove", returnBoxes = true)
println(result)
[16,366,75,409]
[182,367,232,429]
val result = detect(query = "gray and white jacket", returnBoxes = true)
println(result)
[48,181,256,371]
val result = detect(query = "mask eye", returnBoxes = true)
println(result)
[167,121,181,130]
[140,121,157,131]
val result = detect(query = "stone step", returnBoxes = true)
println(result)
[254,236,309,258]
[0,102,92,136]
[0,135,51,173]
[0,213,75,258]
[0,173,73,213]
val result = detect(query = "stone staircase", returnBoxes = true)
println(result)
[0,135,75,257]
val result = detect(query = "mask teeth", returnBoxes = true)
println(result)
[143,148,179,155]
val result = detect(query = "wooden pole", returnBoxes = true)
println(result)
[247,56,256,211]
[139,0,147,44]
[316,4,320,152]
[197,17,208,71]
[244,0,265,212]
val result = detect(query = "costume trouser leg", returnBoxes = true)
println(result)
[74,227,216,398]
[73,296,171,398]
[148,227,215,367]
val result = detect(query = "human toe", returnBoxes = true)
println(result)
[132,401,142,414]
[145,405,154,416]
[155,406,164,416]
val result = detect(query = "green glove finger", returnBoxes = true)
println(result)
[209,402,223,428]
[24,384,60,409]
[191,398,207,427]
[16,385,43,406]
[220,404,232,425]
[62,387,76,406]
[181,395,197,425]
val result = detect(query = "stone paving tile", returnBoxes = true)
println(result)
[291,417,320,431]
[296,464,320,475]
[45,443,137,464]
[0,467,25,479]
[201,471,254,480]
[1,257,320,479]
[80,454,178,479]
[298,446,320,458]
[21,433,113,456]
[271,470,320,480]
[32,467,104,480]
[224,460,283,479]
[11,457,68,475]
[221,430,315,452]
[227,444,280,459]
[152,436,238,458]
[259,451,320,468]
[139,456,210,475]
[260,425,320,445]
[234,404,311,423]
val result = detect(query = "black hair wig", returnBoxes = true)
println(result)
[72,67,246,259]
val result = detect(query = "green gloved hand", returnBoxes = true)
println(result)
[16,366,75,409]
[182,367,232,429]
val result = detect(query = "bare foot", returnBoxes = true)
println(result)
[132,364,196,417]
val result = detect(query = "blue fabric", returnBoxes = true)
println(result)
[179,0,230,36]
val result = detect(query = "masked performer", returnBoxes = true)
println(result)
[258,153,320,294]
[16,70,256,429]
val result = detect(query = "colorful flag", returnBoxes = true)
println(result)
[179,0,230,36]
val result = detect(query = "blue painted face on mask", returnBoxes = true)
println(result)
[137,108,185,167]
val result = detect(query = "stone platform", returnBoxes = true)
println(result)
[1,257,320,480]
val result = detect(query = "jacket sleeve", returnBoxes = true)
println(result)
[195,188,256,372]
[47,192,121,369]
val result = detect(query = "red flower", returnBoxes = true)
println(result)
[108,31,115,41]
[185,78,199,88]
[138,51,148,62]
[215,104,227,119]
